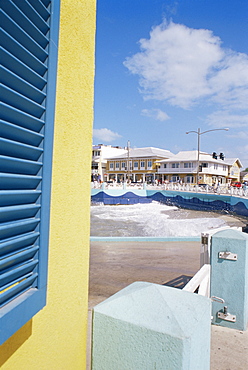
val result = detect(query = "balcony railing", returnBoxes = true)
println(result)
[159,167,196,173]
[159,167,228,175]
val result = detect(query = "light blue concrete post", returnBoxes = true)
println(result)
[101,182,105,190]
[92,282,211,370]
[210,229,248,330]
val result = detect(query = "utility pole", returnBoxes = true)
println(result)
[186,128,229,185]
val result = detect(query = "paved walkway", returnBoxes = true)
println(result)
[88,241,248,369]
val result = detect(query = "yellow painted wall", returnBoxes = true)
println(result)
[0,1,96,368]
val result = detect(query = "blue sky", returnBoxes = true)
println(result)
[93,0,248,168]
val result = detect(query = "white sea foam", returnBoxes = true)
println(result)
[90,201,229,237]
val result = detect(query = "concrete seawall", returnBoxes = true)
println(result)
[91,188,248,218]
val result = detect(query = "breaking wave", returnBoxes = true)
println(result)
[90,201,238,237]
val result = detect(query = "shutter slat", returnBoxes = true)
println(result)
[0,120,44,147]
[1,1,49,48]
[1,49,47,91]
[0,157,42,176]
[1,66,46,104]
[0,219,40,241]
[12,0,50,35]
[0,173,42,191]
[0,138,43,161]
[1,10,48,61]
[41,0,51,8]
[0,246,39,271]
[0,259,39,288]
[1,102,45,132]
[0,232,40,257]
[28,0,50,21]
[1,29,48,76]
[1,85,45,120]
[0,273,38,308]
[0,190,41,207]
[0,204,41,223]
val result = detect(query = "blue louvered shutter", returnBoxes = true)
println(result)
[0,0,60,344]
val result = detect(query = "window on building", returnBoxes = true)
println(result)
[121,162,126,169]
[214,164,218,170]
[172,175,180,182]
[133,161,138,168]
[184,163,193,168]
[186,176,194,183]
[201,163,208,168]
[140,161,145,168]
[172,163,179,168]
[109,163,114,169]
[163,164,167,168]
[223,165,227,171]
[116,162,120,169]
[0,0,60,345]
[147,160,152,168]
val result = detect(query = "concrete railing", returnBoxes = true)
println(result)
[92,282,211,370]
[91,229,248,369]
[210,229,248,330]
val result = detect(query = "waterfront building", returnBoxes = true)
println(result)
[158,150,234,185]
[226,158,243,182]
[106,147,174,183]
[240,170,248,184]
[92,144,127,182]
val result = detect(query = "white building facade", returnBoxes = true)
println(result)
[158,151,232,185]
[92,144,127,182]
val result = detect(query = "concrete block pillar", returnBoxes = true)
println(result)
[210,229,248,330]
[92,282,211,370]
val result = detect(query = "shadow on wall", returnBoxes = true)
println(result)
[0,321,32,367]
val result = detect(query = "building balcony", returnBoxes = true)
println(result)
[159,167,196,174]
[159,167,228,176]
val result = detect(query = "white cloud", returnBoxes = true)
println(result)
[207,111,248,128]
[93,128,121,142]
[124,21,248,113]
[233,144,248,165]
[209,52,248,109]
[228,131,248,140]
[141,108,170,121]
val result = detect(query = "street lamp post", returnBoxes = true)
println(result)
[186,128,229,185]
